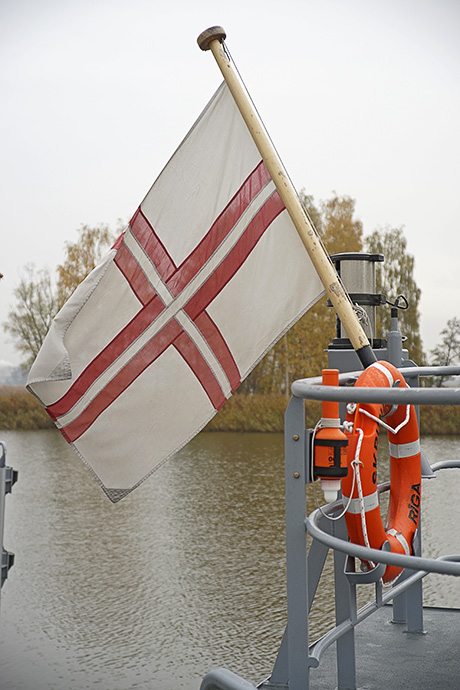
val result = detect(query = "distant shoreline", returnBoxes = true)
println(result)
[1,385,459,435]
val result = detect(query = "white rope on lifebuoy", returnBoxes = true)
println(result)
[359,404,411,435]
[350,427,375,568]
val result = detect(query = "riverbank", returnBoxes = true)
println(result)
[1,385,459,435]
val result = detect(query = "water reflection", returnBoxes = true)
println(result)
[419,436,460,607]
[0,431,288,689]
[0,430,459,689]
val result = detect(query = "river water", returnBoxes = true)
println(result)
[0,429,459,690]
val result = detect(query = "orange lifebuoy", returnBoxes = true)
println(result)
[342,361,421,583]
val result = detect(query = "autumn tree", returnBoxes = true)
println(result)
[4,223,121,368]
[365,226,424,364]
[3,264,58,368]
[240,193,364,394]
[429,317,460,386]
[56,223,118,308]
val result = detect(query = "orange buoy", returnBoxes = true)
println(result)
[342,361,421,583]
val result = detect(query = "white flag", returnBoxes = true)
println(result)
[27,83,323,501]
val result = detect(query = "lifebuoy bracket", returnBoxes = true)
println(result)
[344,541,392,584]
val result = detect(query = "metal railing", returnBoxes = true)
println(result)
[201,365,460,690]
[274,364,460,690]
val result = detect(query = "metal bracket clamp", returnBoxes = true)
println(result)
[4,465,18,493]
[1,441,18,588]
[344,541,391,584]
[1,549,14,587]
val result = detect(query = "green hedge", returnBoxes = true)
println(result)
[204,394,322,432]
[1,386,459,435]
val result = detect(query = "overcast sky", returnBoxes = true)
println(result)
[1,0,459,367]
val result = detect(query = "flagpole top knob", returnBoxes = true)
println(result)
[197,26,227,51]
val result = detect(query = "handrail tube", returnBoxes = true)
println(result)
[306,462,460,576]
[430,460,460,472]
[310,554,460,663]
[310,569,427,662]
[306,513,460,576]
[291,365,460,404]
[310,568,430,662]
[294,365,460,388]
[292,383,460,405]
[200,668,257,690]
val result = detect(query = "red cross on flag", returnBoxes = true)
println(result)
[27,83,324,502]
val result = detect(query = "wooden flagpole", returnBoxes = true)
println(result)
[197,26,376,368]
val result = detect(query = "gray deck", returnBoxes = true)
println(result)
[308,605,460,690]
